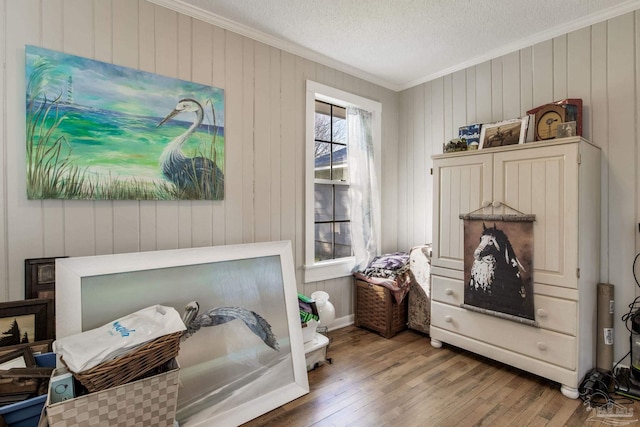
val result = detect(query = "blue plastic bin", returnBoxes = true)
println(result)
[0,395,47,427]
[0,352,55,427]
[33,353,55,369]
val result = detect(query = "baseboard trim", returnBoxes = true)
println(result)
[327,315,354,331]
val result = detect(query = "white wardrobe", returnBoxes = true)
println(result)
[430,137,601,398]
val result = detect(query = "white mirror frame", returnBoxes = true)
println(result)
[56,241,308,427]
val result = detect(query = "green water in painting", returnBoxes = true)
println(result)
[28,104,224,184]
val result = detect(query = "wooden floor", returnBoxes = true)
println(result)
[242,325,640,427]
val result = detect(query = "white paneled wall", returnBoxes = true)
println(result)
[399,12,639,363]
[0,0,400,323]
[5,0,638,356]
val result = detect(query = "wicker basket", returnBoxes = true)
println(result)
[354,278,408,338]
[47,359,180,427]
[61,331,183,393]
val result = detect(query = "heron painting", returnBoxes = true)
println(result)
[157,99,224,199]
[25,45,225,200]
[181,302,279,351]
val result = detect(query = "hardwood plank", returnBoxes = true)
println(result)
[242,325,640,427]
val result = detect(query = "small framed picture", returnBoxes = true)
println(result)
[0,347,36,370]
[25,256,66,301]
[0,299,54,346]
[479,117,529,149]
[0,348,40,405]
[0,340,53,358]
[459,123,482,149]
[556,121,577,138]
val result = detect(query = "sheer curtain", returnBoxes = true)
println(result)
[347,107,380,272]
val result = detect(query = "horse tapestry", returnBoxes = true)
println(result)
[25,45,225,201]
[460,214,536,325]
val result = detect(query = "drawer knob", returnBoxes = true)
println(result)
[444,315,453,323]
[481,200,491,208]
[536,309,547,318]
[445,288,453,296]
[537,342,547,351]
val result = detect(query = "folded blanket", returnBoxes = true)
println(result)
[356,252,412,303]
[365,252,410,275]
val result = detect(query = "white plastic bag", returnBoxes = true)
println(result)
[53,305,186,373]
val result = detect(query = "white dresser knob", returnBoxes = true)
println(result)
[481,200,491,208]
[536,309,547,318]
[537,342,547,351]
[492,200,502,208]
[444,315,453,323]
[445,288,453,296]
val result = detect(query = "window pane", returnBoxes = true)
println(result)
[314,142,331,179]
[311,99,353,263]
[334,222,352,258]
[315,223,333,261]
[315,101,331,142]
[332,106,346,143]
[335,186,349,221]
[314,184,333,222]
[332,144,348,181]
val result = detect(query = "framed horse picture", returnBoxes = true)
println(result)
[459,213,536,325]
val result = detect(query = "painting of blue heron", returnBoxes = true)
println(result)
[25,45,225,200]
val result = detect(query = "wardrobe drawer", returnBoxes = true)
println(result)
[431,302,576,370]
[432,277,577,336]
[432,275,464,305]
[534,295,577,336]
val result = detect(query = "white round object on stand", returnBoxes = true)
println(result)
[311,291,336,330]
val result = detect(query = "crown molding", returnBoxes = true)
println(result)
[398,0,640,91]
[147,0,640,93]
[145,0,402,91]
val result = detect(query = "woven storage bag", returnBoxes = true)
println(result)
[61,331,182,393]
[46,358,179,427]
[354,278,408,338]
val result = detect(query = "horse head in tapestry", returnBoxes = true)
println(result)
[468,223,527,309]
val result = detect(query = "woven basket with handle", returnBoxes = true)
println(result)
[60,331,183,393]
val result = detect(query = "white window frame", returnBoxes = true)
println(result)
[304,80,382,283]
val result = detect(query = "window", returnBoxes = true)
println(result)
[314,100,350,261]
[304,81,382,283]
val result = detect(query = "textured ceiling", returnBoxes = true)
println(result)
[153,0,640,91]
